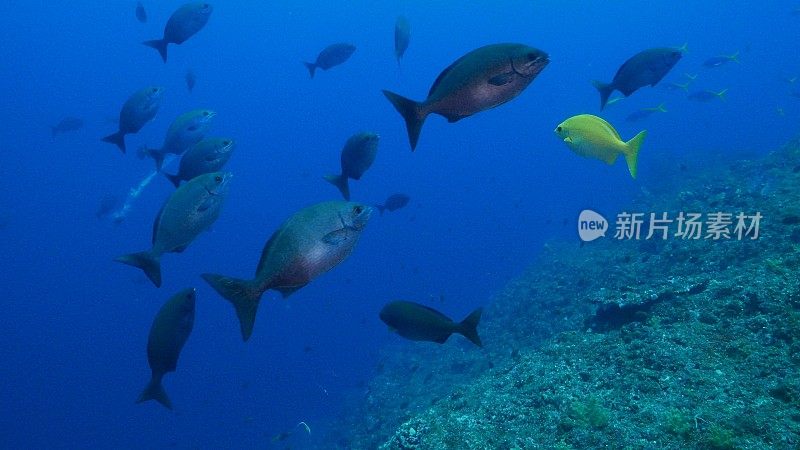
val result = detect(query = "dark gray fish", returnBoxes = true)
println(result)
[625,103,667,122]
[185,69,196,93]
[383,43,549,150]
[116,172,231,287]
[51,117,83,137]
[135,1,147,23]
[688,89,727,102]
[376,193,409,215]
[143,2,213,63]
[703,52,739,68]
[102,86,164,153]
[394,16,411,64]
[303,43,356,78]
[324,132,380,200]
[137,288,196,410]
[164,137,235,187]
[96,194,120,219]
[139,108,216,170]
[379,300,482,346]
[593,46,684,110]
[202,201,373,341]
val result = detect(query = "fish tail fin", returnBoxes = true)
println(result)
[679,82,690,92]
[624,130,647,179]
[382,90,426,151]
[716,89,728,101]
[676,42,689,54]
[137,374,172,409]
[592,80,614,110]
[101,131,126,154]
[201,273,263,341]
[323,174,350,200]
[115,250,162,287]
[656,103,667,113]
[143,39,168,63]
[303,61,317,78]
[164,172,182,188]
[729,51,740,63]
[457,307,483,347]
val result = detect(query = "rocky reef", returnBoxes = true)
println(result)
[323,137,800,449]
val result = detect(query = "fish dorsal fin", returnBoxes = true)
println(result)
[152,202,167,246]
[428,53,471,98]
[591,115,622,141]
[255,229,281,276]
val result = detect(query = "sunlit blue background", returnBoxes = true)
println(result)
[0,1,797,447]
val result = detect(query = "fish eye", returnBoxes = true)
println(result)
[528,52,539,61]
[214,175,222,183]
[202,111,210,116]
[151,87,159,92]
[354,206,364,214]
[223,140,230,145]
[556,126,562,132]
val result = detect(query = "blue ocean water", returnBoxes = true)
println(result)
[0,1,797,448]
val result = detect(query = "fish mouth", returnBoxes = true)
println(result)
[512,55,550,78]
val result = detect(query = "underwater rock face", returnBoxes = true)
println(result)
[324,137,800,449]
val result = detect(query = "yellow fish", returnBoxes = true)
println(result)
[555,114,646,179]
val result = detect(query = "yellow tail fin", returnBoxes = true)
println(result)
[624,130,647,179]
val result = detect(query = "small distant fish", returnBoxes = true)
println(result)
[684,73,698,81]
[164,137,235,187]
[784,76,797,85]
[135,1,147,23]
[202,201,373,341]
[383,43,549,150]
[143,2,213,63]
[116,172,231,287]
[137,288,196,410]
[324,132,380,200]
[703,52,739,68]
[303,43,356,78]
[394,16,411,64]
[102,86,164,153]
[661,81,691,92]
[50,117,83,137]
[555,114,646,179]
[139,109,216,170]
[376,193,410,215]
[605,96,625,107]
[379,300,483,347]
[688,89,727,102]
[185,69,196,93]
[95,194,120,219]
[777,106,786,116]
[625,103,667,122]
[593,46,684,109]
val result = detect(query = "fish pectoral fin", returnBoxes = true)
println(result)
[197,196,216,212]
[488,72,514,86]
[322,228,351,245]
[564,136,573,143]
